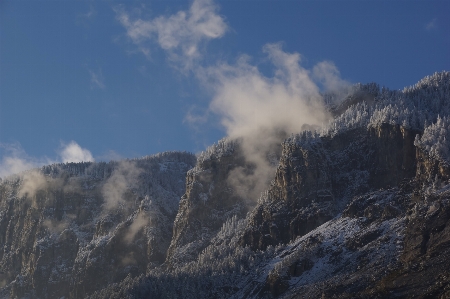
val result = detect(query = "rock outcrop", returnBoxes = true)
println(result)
[0,152,196,299]
[87,72,450,299]
[167,139,260,266]
[2,72,450,299]
[240,124,419,251]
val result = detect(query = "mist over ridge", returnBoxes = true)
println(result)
[0,71,450,298]
[1,0,450,297]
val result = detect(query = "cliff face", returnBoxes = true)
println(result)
[166,144,247,265]
[377,146,450,298]
[240,124,418,251]
[2,73,450,299]
[84,72,450,299]
[167,139,270,266]
[258,131,450,299]
[415,146,450,186]
[0,173,102,299]
[151,123,449,299]
[0,152,196,299]
[166,133,288,267]
[148,123,445,299]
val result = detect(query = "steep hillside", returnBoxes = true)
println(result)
[240,123,418,252]
[1,72,450,299]
[0,152,196,299]
[88,71,450,299]
[165,139,249,266]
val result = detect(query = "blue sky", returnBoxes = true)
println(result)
[0,0,449,176]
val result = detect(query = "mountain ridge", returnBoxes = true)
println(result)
[1,72,450,298]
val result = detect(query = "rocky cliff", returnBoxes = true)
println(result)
[240,124,419,251]
[0,152,196,299]
[1,72,450,299]
[88,129,450,299]
[166,139,249,266]
[87,72,450,299]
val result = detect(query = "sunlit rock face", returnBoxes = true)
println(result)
[0,152,196,299]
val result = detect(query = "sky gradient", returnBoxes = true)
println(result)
[0,0,449,177]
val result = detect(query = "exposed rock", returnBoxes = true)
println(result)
[166,140,250,266]
[0,152,196,299]
[2,73,450,299]
[241,124,418,251]
[261,271,289,297]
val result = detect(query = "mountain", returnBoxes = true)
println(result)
[0,152,196,298]
[1,72,450,298]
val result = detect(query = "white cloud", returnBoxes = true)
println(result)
[0,144,53,202]
[113,1,350,201]
[0,141,94,179]
[183,105,210,127]
[102,160,142,211]
[0,156,36,178]
[59,141,95,163]
[115,0,227,69]
[124,212,149,244]
[0,141,94,209]
[201,43,331,140]
[425,18,437,31]
[0,143,53,178]
[190,43,348,200]
[89,68,105,89]
[17,170,48,200]
[312,61,350,92]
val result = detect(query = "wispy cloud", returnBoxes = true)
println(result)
[102,160,142,211]
[43,218,71,234]
[183,105,210,128]
[17,170,48,200]
[114,0,227,69]
[113,0,349,200]
[89,68,105,89]
[124,212,149,244]
[425,18,437,31]
[190,43,348,200]
[0,141,96,179]
[312,61,350,92]
[76,4,96,26]
[59,141,95,163]
[198,43,333,140]
[0,143,53,178]
[83,4,96,19]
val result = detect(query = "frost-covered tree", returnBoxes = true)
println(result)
[321,71,450,137]
[415,115,450,164]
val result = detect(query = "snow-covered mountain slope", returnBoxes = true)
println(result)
[89,71,450,299]
[0,152,196,299]
[165,138,250,266]
[2,72,450,299]
[324,71,450,137]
